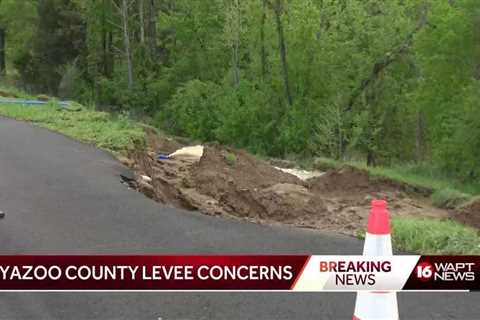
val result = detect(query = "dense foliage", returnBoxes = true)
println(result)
[1,0,480,181]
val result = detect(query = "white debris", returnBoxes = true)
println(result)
[141,175,152,183]
[169,145,204,160]
[274,167,324,181]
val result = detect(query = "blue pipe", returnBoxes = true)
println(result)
[0,98,70,108]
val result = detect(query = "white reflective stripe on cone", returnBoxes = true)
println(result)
[353,291,399,320]
[363,233,392,256]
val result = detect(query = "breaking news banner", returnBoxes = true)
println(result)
[0,255,477,291]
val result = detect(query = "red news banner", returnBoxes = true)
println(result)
[0,256,477,291]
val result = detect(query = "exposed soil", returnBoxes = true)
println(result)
[124,133,462,236]
[454,199,480,229]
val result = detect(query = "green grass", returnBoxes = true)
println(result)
[0,103,145,154]
[431,188,470,209]
[0,85,36,99]
[392,217,480,255]
[224,151,237,167]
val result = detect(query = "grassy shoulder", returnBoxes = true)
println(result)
[392,217,480,255]
[0,102,145,154]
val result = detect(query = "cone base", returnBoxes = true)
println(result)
[353,291,398,320]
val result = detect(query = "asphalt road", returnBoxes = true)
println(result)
[0,117,478,319]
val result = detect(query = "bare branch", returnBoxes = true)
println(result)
[111,45,125,55]
[344,8,429,112]
[111,0,121,13]
[106,19,123,30]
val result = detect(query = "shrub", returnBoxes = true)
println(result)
[224,152,237,166]
[156,79,221,141]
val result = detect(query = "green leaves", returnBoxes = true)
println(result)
[5,0,480,183]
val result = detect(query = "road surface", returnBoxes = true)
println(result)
[0,117,477,319]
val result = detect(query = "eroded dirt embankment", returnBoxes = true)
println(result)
[454,200,480,229]
[122,131,475,236]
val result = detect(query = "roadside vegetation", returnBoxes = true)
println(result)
[392,218,480,255]
[0,103,144,154]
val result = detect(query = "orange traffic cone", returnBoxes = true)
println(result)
[353,200,399,320]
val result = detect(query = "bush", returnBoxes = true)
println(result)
[214,81,278,154]
[156,79,222,141]
[156,79,284,156]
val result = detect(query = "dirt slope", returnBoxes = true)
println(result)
[125,133,458,236]
[454,199,480,229]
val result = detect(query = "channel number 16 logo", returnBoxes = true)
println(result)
[416,262,434,282]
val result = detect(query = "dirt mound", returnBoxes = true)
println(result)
[193,146,302,196]
[127,135,453,236]
[309,165,432,197]
[309,166,377,193]
[192,146,305,220]
[455,199,480,229]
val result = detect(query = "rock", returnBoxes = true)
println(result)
[138,181,155,199]
[118,156,134,167]
[141,175,153,183]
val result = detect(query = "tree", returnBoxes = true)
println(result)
[112,0,134,88]
[19,0,86,94]
[267,0,292,106]
[0,26,5,75]
[225,0,242,86]
[0,0,38,78]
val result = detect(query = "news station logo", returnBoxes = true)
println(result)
[415,261,475,282]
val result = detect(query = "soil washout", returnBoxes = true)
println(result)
[454,199,480,229]
[124,132,472,236]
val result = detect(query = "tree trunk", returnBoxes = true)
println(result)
[121,0,134,88]
[260,0,267,79]
[107,31,114,75]
[139,0,145,44]
[0,28,6,76]
[232,0,240,87]
[415,111,426,161]
[101,0,109,77]
[100,0,114,77]
[272,0,292,106]
[146,0,158,59]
